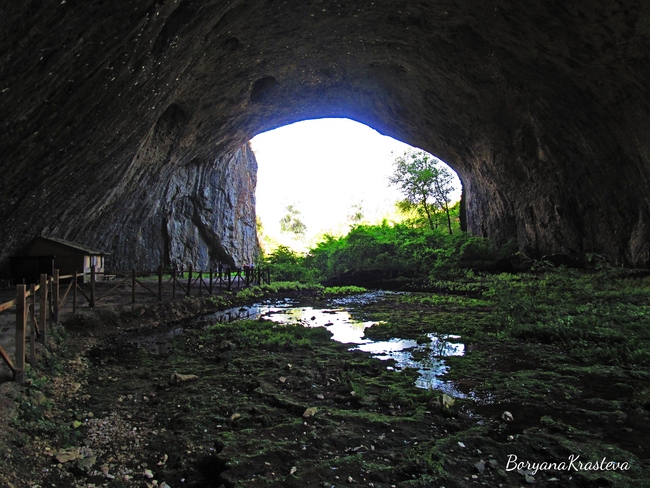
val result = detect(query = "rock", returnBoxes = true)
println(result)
[489,459,499,470]
[429,393,455,411]
[525,474,535,484]
[501,411,514,422]
[303,407,318,418]
[143,469,154,479]
[474,460,485,473]
[55,449,80,463]
[169,373,199,384]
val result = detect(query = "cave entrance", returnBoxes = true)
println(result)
[250,118,462,253]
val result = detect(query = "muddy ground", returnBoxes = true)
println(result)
[0,282,648,488]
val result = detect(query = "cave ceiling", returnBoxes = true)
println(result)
[1,0,649,269]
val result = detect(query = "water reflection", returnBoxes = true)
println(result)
[235,295,466,394]
[354,334,465,395]
[131,292,466,394]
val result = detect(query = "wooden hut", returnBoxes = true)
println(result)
[11,236,108,284]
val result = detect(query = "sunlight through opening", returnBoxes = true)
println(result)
[250,118,462,253]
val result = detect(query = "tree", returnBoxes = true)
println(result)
[280,204,307,236]
[347,201,364,224]
[389,149,456,234]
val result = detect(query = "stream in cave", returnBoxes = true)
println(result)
[128,292,466,396]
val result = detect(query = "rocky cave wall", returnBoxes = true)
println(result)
[1,0,649,273]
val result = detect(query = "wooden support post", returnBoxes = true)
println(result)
[158,266,163,301]
[53,269,60,323]
[198,271,203,295]
[15,285,26,383]
[132,270,136,304]
[90,266,96,309]
[40,274,47,344]
[209,268,213,295]
[172,269,176,300]
[187,266,192,297]
[227,268,232,291]
[30,284,36,366]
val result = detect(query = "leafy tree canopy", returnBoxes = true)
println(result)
[389,149,456,233]
[280,204,307,236]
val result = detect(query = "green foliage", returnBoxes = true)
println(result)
[389,149,457,233]
[486,270,650,366]
[279,204,307,236]
[262,218,496,284]
[206,319,332,350]
[261,245,321,283]
[307,222,471,280]
[458,237,498,269]
[322,286,367,296]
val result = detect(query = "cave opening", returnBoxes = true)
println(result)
[250,118,463,253]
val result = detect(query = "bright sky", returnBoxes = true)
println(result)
[250,118,461,252]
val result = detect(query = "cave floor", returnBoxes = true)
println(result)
[0,274,649,488]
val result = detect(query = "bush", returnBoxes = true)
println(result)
[263,220,505,286]
[261,246,321,283]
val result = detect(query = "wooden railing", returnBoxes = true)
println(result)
[69,265,271,308]
[0,265,270,383]
[0,274,49,383]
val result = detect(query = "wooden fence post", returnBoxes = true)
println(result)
[40,274,47,344]
[53,269,60,323]
[158,266,163,302]
[132,270,136,304]
[30,284,36,367]
[187,266,192,297]
[198,271,203,295]
[209,268,213,295]
[15,285,26,384]
[90,266,96,309]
